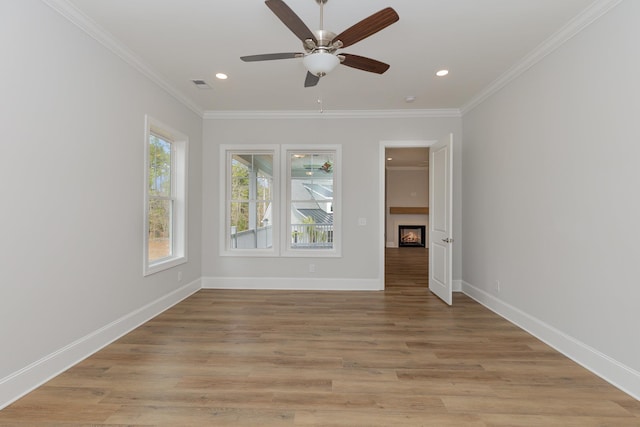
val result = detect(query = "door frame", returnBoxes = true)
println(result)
[379,140,436,290]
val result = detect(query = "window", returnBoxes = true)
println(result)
[220,144,339,257]
[284,147,340,257]
[221,146,278,255]
[144,116,188,275]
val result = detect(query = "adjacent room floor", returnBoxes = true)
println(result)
[1,248,638,425]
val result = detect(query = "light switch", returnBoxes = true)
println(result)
[358,218,367,226]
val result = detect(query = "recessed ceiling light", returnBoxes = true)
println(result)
[215,73,228,80]
[404,96,416,103]
[387,157,393,161]
[436,69,449,77]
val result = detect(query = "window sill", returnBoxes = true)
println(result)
[144,256,187,276]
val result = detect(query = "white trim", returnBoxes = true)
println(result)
[452,279,462,292]
[203,109,462,120]
[0,279,201,410]
[461,280,640,400]
[42,0,203,118]
[202,277,381,291]
[461,0,623,115]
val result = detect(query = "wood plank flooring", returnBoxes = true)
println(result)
[1,248,638,425]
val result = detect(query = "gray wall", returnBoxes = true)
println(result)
[0,0,202,403]
[462,0,639,395]
[202,117,462,286]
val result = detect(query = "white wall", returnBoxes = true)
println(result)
[386,168,429,247]
[202,117,461,288]
[0,0,202,406]
[461,0,640,397]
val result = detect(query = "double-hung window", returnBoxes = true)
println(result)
[144,116,188,275]
[284,147,340,257]
[221,146,278,255]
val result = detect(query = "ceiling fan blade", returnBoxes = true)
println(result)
[240,52,303,62]
[334,7,399,48]
[341,54,390,74]
[304,71,320,87]
[265,0,317,44]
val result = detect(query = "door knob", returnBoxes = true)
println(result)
[442,238,453,243]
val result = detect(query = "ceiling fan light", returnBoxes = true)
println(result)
[303,52,340,77]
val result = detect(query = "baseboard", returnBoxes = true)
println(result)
[0,279,201,410]
[202,276,383,291]
[461,280,640,400]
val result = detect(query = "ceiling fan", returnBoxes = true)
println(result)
[241,0,399,87]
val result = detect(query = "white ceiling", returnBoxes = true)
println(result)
[64,0,596,113]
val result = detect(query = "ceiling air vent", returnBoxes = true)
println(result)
[191,79,211,89]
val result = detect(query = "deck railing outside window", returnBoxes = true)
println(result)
[290,223,333,248]
[231,225,272,249]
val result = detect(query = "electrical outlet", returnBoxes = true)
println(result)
[309,264,316,273]
[494,280,501,292]
[178,271,183,282]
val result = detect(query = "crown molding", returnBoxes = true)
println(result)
[460,0,623,116]
[43,0,619,121]
[42,0,204,118]
[203,109,461,120]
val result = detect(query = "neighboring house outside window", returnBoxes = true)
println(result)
[284,147,341,257]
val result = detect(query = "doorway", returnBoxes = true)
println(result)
[379,141,432,290]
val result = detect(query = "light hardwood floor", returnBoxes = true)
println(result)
[1,248,638,425]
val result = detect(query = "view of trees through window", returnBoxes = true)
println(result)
[229,154,273,249]
[148,134,172,261]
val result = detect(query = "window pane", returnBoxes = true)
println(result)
[231,156,249,200]
[148,198,172,261]
[290,152,334,249]
[228,152,274,251]
[257,170,272,201]
[149,135,172,197]
[255,201,272,249]
[230,201,249,233]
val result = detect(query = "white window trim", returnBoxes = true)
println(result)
[281,144,342,258]
[143,115,188,275]
[219,144,279,257]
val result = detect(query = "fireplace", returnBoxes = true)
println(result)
[398,225,426,247]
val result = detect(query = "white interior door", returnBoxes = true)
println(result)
[429,134,453,305]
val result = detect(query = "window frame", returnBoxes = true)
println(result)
[219,145,279,257]
[143,115,188,275]
[282,145,341,258]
